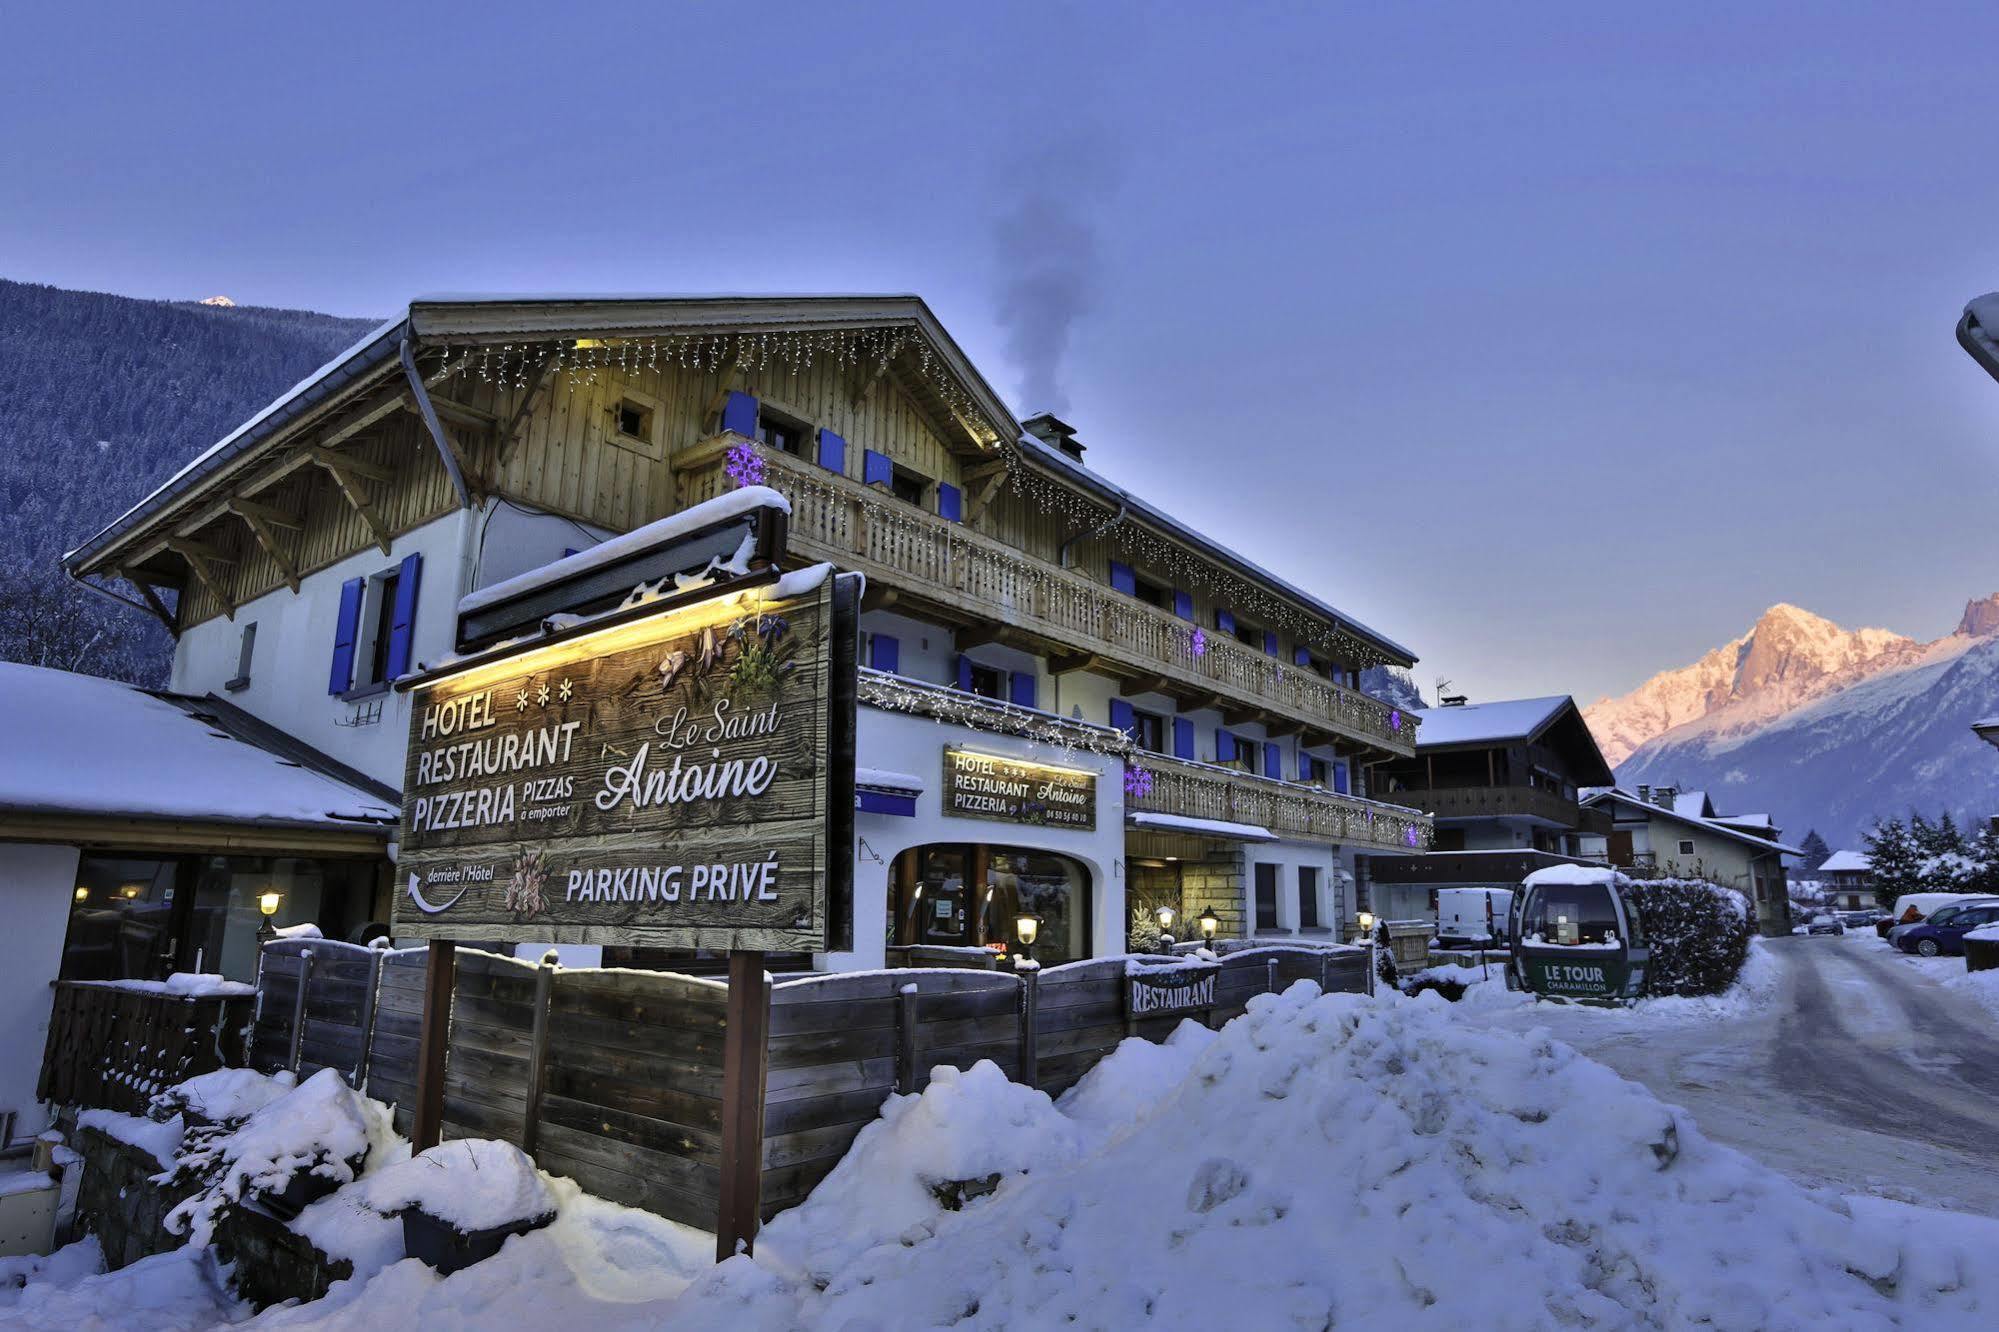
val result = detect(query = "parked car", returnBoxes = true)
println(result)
[1895,904,1999,957]
[1805,915,1844,936]
[1887,897,1999,949]
[1838,910,1876,929]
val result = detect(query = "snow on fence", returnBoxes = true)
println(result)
[38,979,254,1116]
[246,938,1368,1232]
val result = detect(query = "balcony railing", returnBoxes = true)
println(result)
[1381,784,1612,834]
[1128,753,1432,854]
[681,440,1416,756]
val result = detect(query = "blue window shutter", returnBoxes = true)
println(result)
[1009,670,1037,709]
[1215,729,1235,764]
[1109,561,1136,596]
[1109,699,1136,738]
[1294,646,1313,667]
[1263,630,1278,657]
[328,577,364,695]
[1333,761,1350,795]
[938,483,963,523]
[1298,753,1314,782]
[956,654,974,692]
[816,428,846,475]
[1172,717,1195,760]
[1263,742,1283,780]
[1173,590,1194,621]
[721,391,759,438]
[1216,610,1236,636]
[863,450,894,487]
[869,634,899,674]
[384,553,423,682]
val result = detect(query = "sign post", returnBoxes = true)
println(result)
[392,569,857,1244]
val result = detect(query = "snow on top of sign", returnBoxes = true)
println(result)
[458,485,791,615]
[0,662,397,829]
[359,1138,555,1231]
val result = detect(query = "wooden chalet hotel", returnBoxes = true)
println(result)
[57,295,1431,976]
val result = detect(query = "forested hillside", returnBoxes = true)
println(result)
[0,280,376,684]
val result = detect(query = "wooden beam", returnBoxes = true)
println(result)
[952,625,1015,652]
[411,940,456,1152]
[312,453,394,553]
[162,535,236,565]
[850,356,891,407]
[493,351,556,476]
[860,585,901,613]
[421,393,498,430]
[1223,706,1262,727]
[306,446,394,483]
[166,539,235,618]
[1126,675,1172,698]
[964,466,1010,526]
[116,567,180,635]
[1047,652,1108,676]
[225,496,303,530]
[228,500,300,593]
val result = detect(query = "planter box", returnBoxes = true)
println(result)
[255,1150,365,1222]
[1966,936,1999,973]
[400,1206,555,1276]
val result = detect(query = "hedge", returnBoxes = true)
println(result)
[1631,878,1753,997]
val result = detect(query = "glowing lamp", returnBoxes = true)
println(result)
[1014,914,1040,947]
[1357,911,1375,933]
[73,886,89,903]
[1155,904,1175,930]
[1197,906,1220,941]
[259,891,283,919]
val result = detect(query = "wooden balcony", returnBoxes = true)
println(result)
[1383,784,1612,834]
[1128,753,1432,854]
[680,440,1417,757]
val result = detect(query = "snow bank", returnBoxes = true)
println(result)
[152,1067,294,1124]
[1945,967,1999,1020]
[360,1138,554,1231]
[0,1238,235,1330]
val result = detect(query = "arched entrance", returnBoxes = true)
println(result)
[888,843,1092,965]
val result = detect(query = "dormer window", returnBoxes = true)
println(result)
[890,465,928,507]
[615,399,652,442]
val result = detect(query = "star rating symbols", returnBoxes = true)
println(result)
[558,678,573,703]
[515,689,530,712]
[536,682,551,707]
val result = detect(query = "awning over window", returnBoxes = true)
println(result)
[1128,812,1277,842]
[856,767,924,818]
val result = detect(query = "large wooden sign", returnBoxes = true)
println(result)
[941,748,1096,830]
[394,574,856,951]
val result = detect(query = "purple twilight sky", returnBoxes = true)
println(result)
[5,1,1998,705]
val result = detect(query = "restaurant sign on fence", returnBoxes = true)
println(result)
[393,573,857,952]
[941,748,1096,830]
[1125,963,1219,1019]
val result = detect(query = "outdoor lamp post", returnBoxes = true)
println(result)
[257,890,283,944]
[1357,910,1375,944]
[1197,905,1220,945]
[73,886,88,904]
[1155,904,1176,953]
[1014,912,1040,967]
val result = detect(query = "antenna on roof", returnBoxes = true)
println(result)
[1433,676,1452,706]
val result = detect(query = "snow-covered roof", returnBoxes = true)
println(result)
[1410,696,1570,746]
[1581,787,1804,857]
[1817,850,1872,873]
[0,663,398,832]
[1711,812,1772,831]
[1960,292,1999,386]
[1671,790,1716,818]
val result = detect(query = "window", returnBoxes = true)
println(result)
[361,569,399,689]
[614,398,653,442]
[225,622,256,692]
[1131,576,1169,610]
[1521,882,1621,946]
[966,661,1006,701]
[1254,863,1280,931]
[1130,708,1167,754]
[1677,839,1697,856]
[1298,867,1320,929]
[1299,754,1327,785]
[889,844,1092,965]
[1233,619,1261,648]
[1220,732,1256,773]
[890,465,928,507]
[757,411,803,456]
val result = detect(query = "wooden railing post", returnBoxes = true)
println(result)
[894,982,919,1095]
[352,943,387,1090]
[520,949,559,1156]
[411,939,456,1152]
[716,950,772,1262]
[288,948,314,1075]
[1018,969,1038,1089]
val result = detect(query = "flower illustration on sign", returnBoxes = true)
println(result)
[506,848,550,918]
[1124,766,1154,800]
[1189,627,1207,658]
[724,441,766,488]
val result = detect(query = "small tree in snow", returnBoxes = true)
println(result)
[1796,829,1831,874]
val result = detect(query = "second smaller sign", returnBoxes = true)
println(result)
[941,747,1096,830]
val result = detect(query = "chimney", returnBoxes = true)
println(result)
[1022,412,1086,461]
[1653,785,1676,809]
[1440,694,1469,708]
[1637,784,1651,805]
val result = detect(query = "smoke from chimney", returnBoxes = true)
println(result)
[990,143,1116,417]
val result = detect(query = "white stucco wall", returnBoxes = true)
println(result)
[0,843,81,1144]
[1243,839,1351,936]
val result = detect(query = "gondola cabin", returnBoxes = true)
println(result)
[1508,866,1648,1003]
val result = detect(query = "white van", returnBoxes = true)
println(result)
[1436,887,1513,948]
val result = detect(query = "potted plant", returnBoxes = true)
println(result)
[362,1138,556,1275]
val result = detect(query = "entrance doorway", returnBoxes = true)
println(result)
[888,843,1092,965]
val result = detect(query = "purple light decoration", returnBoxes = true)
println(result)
[724,441,766,488]
[1389,709,1402,732]
[1124,766,1154,800]
[1404,825,1421,848]
[1189,627,1207,658]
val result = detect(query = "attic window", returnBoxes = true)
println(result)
[889,465,928,507]
[758,412,804,456]
[615,399,653,442]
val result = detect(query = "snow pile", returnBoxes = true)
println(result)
[165,1068,391,1245]
[360,1138,554,1231]
[75,1107,185,1167]
[151,1067,294,1124]
[72,972,256,998]
[691,984,1999,1328]
[1945,967,1999,1020]
[0,1238,227,1331]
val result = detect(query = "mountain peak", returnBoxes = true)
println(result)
[1955,593,1999,639]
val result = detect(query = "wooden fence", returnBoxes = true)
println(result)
[39,981,254,1116]
[247,938,1368,1230]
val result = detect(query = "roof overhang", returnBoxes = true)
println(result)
[0,811,391,857]
[1958,295,1999,387]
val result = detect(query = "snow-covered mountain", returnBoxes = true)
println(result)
[1586,597,1999,847]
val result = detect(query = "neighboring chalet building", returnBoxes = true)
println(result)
[50,295,1431,979]
[1364,695,1614,925]
[1817,850,1875,912]
[1580,785,1800,935]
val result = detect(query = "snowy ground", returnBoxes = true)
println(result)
[6,967,1998,1329]
[1459,931,1999,1217]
